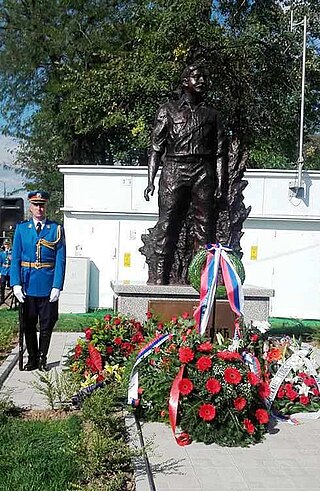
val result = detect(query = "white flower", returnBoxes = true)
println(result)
[298,382,311,396]
[251,321,271,333]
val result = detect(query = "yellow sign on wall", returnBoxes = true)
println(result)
[124,252,131,267]
[250,246,258,261]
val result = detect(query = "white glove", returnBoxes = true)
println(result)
[13,285,25,303]
[49,288,60,303]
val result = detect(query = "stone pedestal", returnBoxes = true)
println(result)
[111,282,274,334]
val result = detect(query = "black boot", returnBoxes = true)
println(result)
[24,357,38,371]
[38,355,49,371]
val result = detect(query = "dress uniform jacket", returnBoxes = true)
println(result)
[0,249,11,277]
[10,219,66,297]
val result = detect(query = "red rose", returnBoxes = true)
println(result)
[287,389,298,401]
[113,317,121,325]
[234,397,247,411]
[206,378,221,394]
[84,328,93,340]
[96,374,105,382]
[247,372,260,386]
[138,387,144,394]
[131,332,145,344]
[182,312,189,319]
[304,376,315,387]
[121,341,134,354]
[146,311,153,319]
[154,346,160,353]
[104,314,111,321]
[277,386,285,399]
[114,337,122,345]
[196,356,212,372]
[74,344,82,359]
[250,334,259,342]
[157,323,164,330]
[198,341,212,353]
[106,346,113,355]
[255,408,269,424]
[312,387,320,396]
[224,367,242,384]
[244,418,255,434]
[258,382,271,399]
[178,347,194,363]
[135,322,142,331]
[179,378,194,396]
[171,316,178,323]
[299,395,309,405]
[198,403,216,421]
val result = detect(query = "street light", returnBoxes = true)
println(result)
[288,11,307,197]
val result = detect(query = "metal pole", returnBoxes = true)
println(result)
[297,15,307,189]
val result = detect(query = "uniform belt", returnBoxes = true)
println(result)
[21,261,54,269]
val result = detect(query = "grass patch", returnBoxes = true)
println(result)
[56,309,111,332]
[0,310,19,357]
[0,415,82,491]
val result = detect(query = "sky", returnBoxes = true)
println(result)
[0,132,25,197]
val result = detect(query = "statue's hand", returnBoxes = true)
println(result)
[144,184,155,201]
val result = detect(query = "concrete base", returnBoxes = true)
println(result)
[111,281,274,324]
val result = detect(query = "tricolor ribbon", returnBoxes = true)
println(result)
[193,243,244,337]
[127,333,170,405]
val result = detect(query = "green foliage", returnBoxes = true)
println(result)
[74,385,134,491]
[0,0,319,200]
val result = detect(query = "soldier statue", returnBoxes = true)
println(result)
[140,62,228,284]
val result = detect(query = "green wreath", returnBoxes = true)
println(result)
[188,247,245,297]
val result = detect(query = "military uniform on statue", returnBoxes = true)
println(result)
[10,191,66,371]
[0,239,11,304]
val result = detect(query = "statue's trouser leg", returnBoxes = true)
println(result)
[155,163,189,283]
[191,164,216,251]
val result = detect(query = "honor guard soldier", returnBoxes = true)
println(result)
[10,191,66,370]
[0,239,11,304]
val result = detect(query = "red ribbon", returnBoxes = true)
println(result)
[168,364,192,446]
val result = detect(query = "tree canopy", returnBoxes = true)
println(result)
[0,0,319,208]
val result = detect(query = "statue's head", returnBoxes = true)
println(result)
[181,62,208,97]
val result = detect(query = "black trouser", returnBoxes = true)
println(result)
[23,296,59,361]
[0,274,10,303]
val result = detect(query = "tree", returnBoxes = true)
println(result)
[0,0,319,210]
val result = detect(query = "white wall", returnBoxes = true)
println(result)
[59,166,320,319]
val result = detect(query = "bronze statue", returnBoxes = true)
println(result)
[140,63,229,285]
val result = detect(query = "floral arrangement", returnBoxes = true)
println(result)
[68,313,152,386]
[241,321,320,416]
[264,337,320,415]
[133,314,270,447]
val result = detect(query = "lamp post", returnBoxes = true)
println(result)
[291,12,307,192]
[287,10,307,197]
